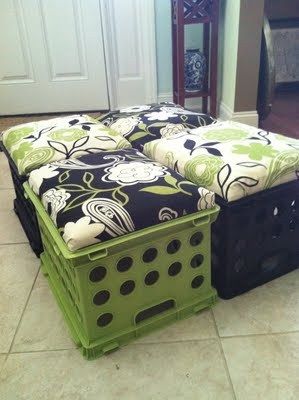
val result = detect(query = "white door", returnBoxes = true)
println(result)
[0,0,109,115]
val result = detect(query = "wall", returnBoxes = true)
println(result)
[265,0,299,20]
[154,0,202,97]
[220,0,240,111]
[234,0,264,112]
[219,0,264,125]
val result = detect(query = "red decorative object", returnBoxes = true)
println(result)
[171,0,219,117]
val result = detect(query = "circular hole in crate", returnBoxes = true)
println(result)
[142,248,158,263]
[256,230,266,245]
[191,275,204,289]
[89,266,107,283]
[236,213,249,226]
[168,262,182,276]
[255,208,267,223]
[167,239,181,254]
[290,199,296,212]
[97,313,113,327]
[144,270,159,286]
[235,239,246,253]
[120,280,135,295]
[190,254,204,268]
[234,257,245,273]
[273,206,279,216]
[212,253,220,269]
[272,223,282,239]
[190,231,204,246]
[93,290,110,305]
[117,256,133,272]
[289,218,297,231]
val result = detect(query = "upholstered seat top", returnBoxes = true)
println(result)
[98,102,215,150]
[28,148,215,251]
[143,121,299,202]
[2,114,131,175]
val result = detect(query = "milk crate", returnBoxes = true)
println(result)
[0,143,42,256]
[212,180,299,299]
[25,182,219,359]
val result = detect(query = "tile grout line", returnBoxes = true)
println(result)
[219,330,299,340]
[0,242,29,247]
[7,266,41,355]
[211,309,238,400]
[131,336,219,346]
[0,354,9,376]
[10,348,75,355]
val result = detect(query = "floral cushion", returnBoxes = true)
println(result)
[28,149,215,251]
[98,102,215,151]
[2,114,131,175]
[143,121,299,202]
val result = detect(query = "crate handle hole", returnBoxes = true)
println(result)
[192,215,210,227]
[135,299,175,324]
[88,249,108,261]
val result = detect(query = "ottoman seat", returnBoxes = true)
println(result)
[144,120,299,202]
[24,149,219,359]
[28,148,215,251]
[143,121,299,298]
[0,114,131,256]
[2,114,130,175]
[98,102,215,151]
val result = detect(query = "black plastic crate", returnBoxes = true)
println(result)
[212,180,299,299]
[0,142,43,257]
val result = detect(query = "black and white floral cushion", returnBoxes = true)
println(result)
[28,149,215,251]
[98,102,215,151]
[2,114,131,175]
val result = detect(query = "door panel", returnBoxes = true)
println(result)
[0,0,34,84]
[0,0,109,115]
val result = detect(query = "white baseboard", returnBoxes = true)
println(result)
[219,101,259,127]
[158,92,203,111]
[157,94,259,127]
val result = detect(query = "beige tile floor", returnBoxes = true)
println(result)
[0,116,299,399]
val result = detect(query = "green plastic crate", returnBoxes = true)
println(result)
[24,183,219,360]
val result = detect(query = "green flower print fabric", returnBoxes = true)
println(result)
[143,121,299,202]
[98,102,215,151]
[28,149,215,251]
[2,114,131,175]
